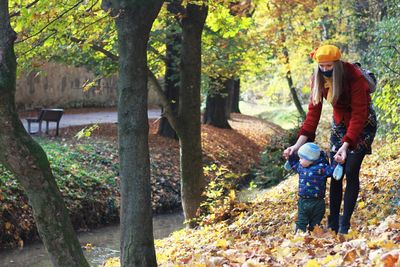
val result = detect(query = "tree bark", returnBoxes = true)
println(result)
[230,78,241,113]
[203,77,232,129]
[353,0,370,53]
[157,0,181,139]
[178,3,208,227]
[282,46,306,119]
[225,78,234,119]
[0,1,89,266]
[104,0,163,266]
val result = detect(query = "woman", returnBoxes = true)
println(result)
[283,44,377,234]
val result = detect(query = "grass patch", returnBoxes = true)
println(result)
[239,101,304,129]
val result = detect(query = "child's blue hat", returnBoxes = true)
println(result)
[298,142,320,162]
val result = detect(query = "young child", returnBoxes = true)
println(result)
[284,142,342,232]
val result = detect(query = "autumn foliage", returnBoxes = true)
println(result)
[152,138,400,266]
[0,113,276,249]
[98,135,400,266]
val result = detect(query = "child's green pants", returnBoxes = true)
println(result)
[296,198,325,232]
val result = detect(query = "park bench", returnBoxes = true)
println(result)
[26,108,64,136]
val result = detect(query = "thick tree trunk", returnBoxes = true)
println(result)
[157,0,181,139]
[178,3,208,227]
[0,2,89,266]
[203,77,232,129]
[109,1,163,266]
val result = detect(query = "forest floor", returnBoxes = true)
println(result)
[100,128,400,266]
[149,139,400,267]
[0,113,283,249]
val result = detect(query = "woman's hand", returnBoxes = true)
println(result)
[283,136,308,159]
[334,142,349,164]
[283,145,300,159]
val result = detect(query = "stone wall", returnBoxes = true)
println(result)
[16,63,160,111]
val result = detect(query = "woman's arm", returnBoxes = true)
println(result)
[283,135,308,159]
[342,70,369,148]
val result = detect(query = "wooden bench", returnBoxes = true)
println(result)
[26,108,64,136]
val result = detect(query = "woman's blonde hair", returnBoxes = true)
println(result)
[311,60,344,105]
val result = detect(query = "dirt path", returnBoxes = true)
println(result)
[19,108,161,133]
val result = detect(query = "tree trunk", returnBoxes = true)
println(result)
[178,3,208,227]
[157,0,181,139]
[107,1,163,266]
[231,78,241,113]
[203,77,232,129]
[282,47,306,119]
[225,78,234,119]
[285,70,306,119]
[0,2,89,266]
[353,0,370,54]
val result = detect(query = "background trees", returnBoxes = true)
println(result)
[2,0,399,265]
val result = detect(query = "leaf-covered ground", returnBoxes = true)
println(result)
[101,137,400,266]
[152,139,400,266]
[0,113,280,249]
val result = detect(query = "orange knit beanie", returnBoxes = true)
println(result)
[311,45,341,63]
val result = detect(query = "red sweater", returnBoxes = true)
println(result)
[298,61,371,149]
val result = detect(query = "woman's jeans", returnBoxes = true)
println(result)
[328,151,366,234]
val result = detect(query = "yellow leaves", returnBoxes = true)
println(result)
[305,259,320,267]
[221,249,247,264]
[153,138,400,266]
[369,217,379,226]
[215,239,229,249]
[102,257,120,267]
[83,243,93,251]
[274,246,291,259]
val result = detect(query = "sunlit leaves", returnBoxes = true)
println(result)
[155,138,400,266]
[10,0,116,75]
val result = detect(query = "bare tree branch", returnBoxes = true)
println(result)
[70,36,119,62]
[147,68,179,132]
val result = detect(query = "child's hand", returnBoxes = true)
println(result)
[333,164,343,180]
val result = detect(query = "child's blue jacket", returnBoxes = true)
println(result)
[288,151,337,199]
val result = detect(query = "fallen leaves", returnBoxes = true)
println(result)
[154,140,400,266]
